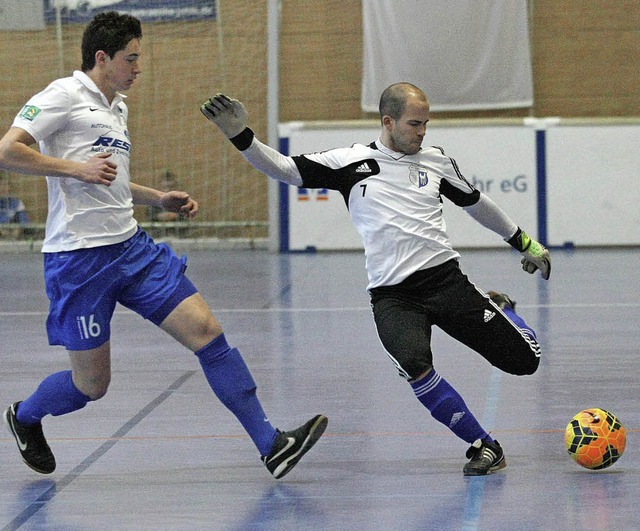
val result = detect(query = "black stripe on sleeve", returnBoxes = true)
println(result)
[432,146,479,206]
[440,180,481,206]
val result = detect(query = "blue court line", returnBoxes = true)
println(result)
[461,367,503,530]
[2,371,196,531]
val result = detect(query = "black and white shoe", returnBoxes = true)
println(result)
[463,437,506,476]
[262,414,328,479]
[3,402,56,474]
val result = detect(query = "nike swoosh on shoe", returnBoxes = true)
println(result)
[266,437,295,464]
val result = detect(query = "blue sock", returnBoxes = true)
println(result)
[411,370,490,444]
[16,370,92,425]
[503,306,537,341]
[195,334,277,456]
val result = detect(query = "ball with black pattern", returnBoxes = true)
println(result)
[565,408,626,470]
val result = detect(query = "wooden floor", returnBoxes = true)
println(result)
[1,246,639,530]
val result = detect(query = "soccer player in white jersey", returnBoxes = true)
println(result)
[0,11,327,480]
[200,83,551,475]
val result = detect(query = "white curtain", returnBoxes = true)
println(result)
[361,0,533,112]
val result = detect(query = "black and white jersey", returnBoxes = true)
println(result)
[292,140,481,289]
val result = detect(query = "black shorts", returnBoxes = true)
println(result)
[369,259,540,380]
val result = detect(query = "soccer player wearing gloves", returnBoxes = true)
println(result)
[201,83,551,476]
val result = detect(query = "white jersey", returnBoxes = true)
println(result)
[292,140,481,289]
[12,70,137,252]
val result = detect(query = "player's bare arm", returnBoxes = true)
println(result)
[130,182,198,218]
[0,126,117,185]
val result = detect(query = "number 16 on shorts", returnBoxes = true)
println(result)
[77,314,102,339]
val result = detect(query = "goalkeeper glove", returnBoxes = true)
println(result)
[200,94,248,139]
[507,228,552,280]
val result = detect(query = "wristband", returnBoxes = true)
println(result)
[506,228,532,253]
[229,127,254,151]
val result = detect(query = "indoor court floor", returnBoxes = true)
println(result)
[1,246,638,530]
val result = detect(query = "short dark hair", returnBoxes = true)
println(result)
[81,11,142,71]
[378,82,424,123]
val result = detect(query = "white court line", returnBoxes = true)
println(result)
[1,301,639,318]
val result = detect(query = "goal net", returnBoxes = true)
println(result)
[0,0,271,246]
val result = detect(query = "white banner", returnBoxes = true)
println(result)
[279,121,537,251]
[361,0,533,112]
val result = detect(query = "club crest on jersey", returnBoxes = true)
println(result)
[19,105,41,121]
[408,164,429,188]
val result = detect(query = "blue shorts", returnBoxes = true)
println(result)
[44,229,197,350]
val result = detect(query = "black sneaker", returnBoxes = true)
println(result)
[262,414,328,479]
[3,402,56,474]
[487,291,517,311]
[463,437,506,476]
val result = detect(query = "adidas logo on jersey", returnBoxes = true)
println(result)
[484,309,495,323]
[355,162,372,173]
